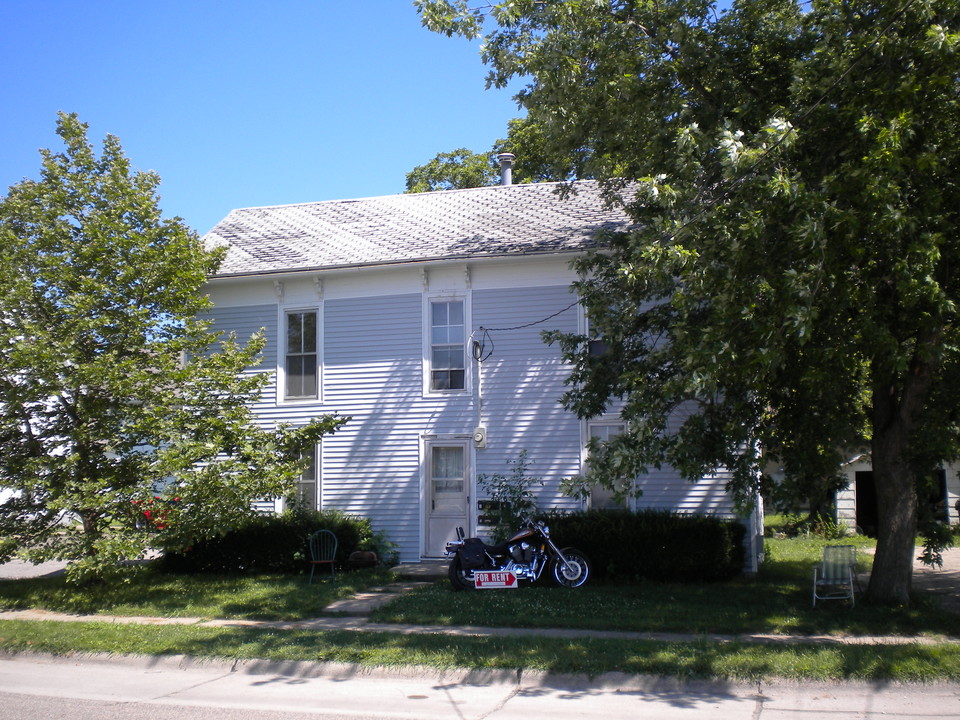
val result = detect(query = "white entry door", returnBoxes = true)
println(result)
[425,442,469,557]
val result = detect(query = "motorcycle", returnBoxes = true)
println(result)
[445,517,590,591]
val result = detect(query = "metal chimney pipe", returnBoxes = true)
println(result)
[497,153,515,186]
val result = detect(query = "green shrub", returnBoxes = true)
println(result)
[358,527,401,567]
[769,512,850,539]
[541,508,746,582]
[159,508,379,574]
[478,450,543,542]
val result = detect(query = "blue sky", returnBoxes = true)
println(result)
[0,2,522,234]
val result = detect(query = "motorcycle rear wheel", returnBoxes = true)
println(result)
[448,555,477,591]
[551,548,590,588]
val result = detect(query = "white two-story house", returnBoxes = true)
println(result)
[202,179,763,568]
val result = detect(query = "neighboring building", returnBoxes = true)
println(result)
[202,179,764,569]
[764,454,960,535]
[835,457,960,536]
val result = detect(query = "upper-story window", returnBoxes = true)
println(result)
[285,310,318,400]
[430,299,465,391]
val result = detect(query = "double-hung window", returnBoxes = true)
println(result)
[587,421,628,510]
[285,310,318,400]
[294,446,319,510]
[429,299,465,391]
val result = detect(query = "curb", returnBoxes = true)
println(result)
[4,648,935,693]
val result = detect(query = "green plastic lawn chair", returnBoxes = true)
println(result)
[812,544,858,607]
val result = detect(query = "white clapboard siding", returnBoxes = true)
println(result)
[645,404,739,517]
[472,286,583,513]
[323,292,471,560]
[634,468,737,517]
[203,304,278,412]
[203,286,742,561]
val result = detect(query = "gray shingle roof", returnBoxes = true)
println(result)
[204,180,632,277]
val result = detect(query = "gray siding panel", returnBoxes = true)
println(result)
[207,284,740,561]
[323,293,467,560]
[632,404,738,517]
[203,304,278,411]
[635,469,737,517]
[473,286,583,512]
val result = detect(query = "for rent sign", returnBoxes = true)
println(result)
[473,571,518,589]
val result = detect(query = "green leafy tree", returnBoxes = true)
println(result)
[478,450,543,541]
[405,148,497,192]
[0,113,346,582]
[405,116,579,192]
[491,116,582,184]
[417,0,960,605]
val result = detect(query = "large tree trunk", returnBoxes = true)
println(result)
[865,342,936,606]
[866,425,917,605]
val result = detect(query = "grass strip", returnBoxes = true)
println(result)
[371,536,960,637]
[371,579,960,638]
[0,568,396,621]
[2,618,960,682]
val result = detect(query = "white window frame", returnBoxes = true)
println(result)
[585,419,630,510]
[293,444,320,511]
[278,306,322,404]
[423,292,471,396]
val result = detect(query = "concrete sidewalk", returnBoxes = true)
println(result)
[6,651,959,720]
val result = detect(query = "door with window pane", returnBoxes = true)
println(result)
[425,443,469,556]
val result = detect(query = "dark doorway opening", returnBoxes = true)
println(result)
[855,471,878,538]
[856,469,947,538]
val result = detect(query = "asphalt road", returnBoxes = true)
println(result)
[1,653,959,719]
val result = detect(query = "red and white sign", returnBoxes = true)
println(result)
[474,571,518,589]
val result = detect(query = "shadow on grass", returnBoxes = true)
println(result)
[0,565,396,621]
[370,544,960,638]
[4,618,960,682]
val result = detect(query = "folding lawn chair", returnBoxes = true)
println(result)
[813,544,857,607]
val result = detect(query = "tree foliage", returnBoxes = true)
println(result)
[0,113,346,582]
[418,0,960,604]
[478,449,543,542]
[405,116,579,192]
[406,147,497,192]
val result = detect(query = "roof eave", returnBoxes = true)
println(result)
[206,247,591,281]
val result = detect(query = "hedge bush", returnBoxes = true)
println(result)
[541,509,746,582]
[159,508,379,574]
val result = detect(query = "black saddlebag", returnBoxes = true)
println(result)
[459,538,487,569]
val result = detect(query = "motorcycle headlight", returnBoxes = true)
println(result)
[542,525,549,535]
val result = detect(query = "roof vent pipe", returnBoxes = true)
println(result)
[497,153,515,186]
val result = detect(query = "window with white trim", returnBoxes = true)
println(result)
[284,310,318,400]
[294,445,319,510]
[587,421,629,510]
[429,299,465,392]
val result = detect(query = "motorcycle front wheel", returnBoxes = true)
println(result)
[448,555,477,591]
[551,548,590,588]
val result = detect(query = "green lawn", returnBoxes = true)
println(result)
[0,567,396,620]
[2,618,960,682]
[372,535,960,638]
[1,535,958,682]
